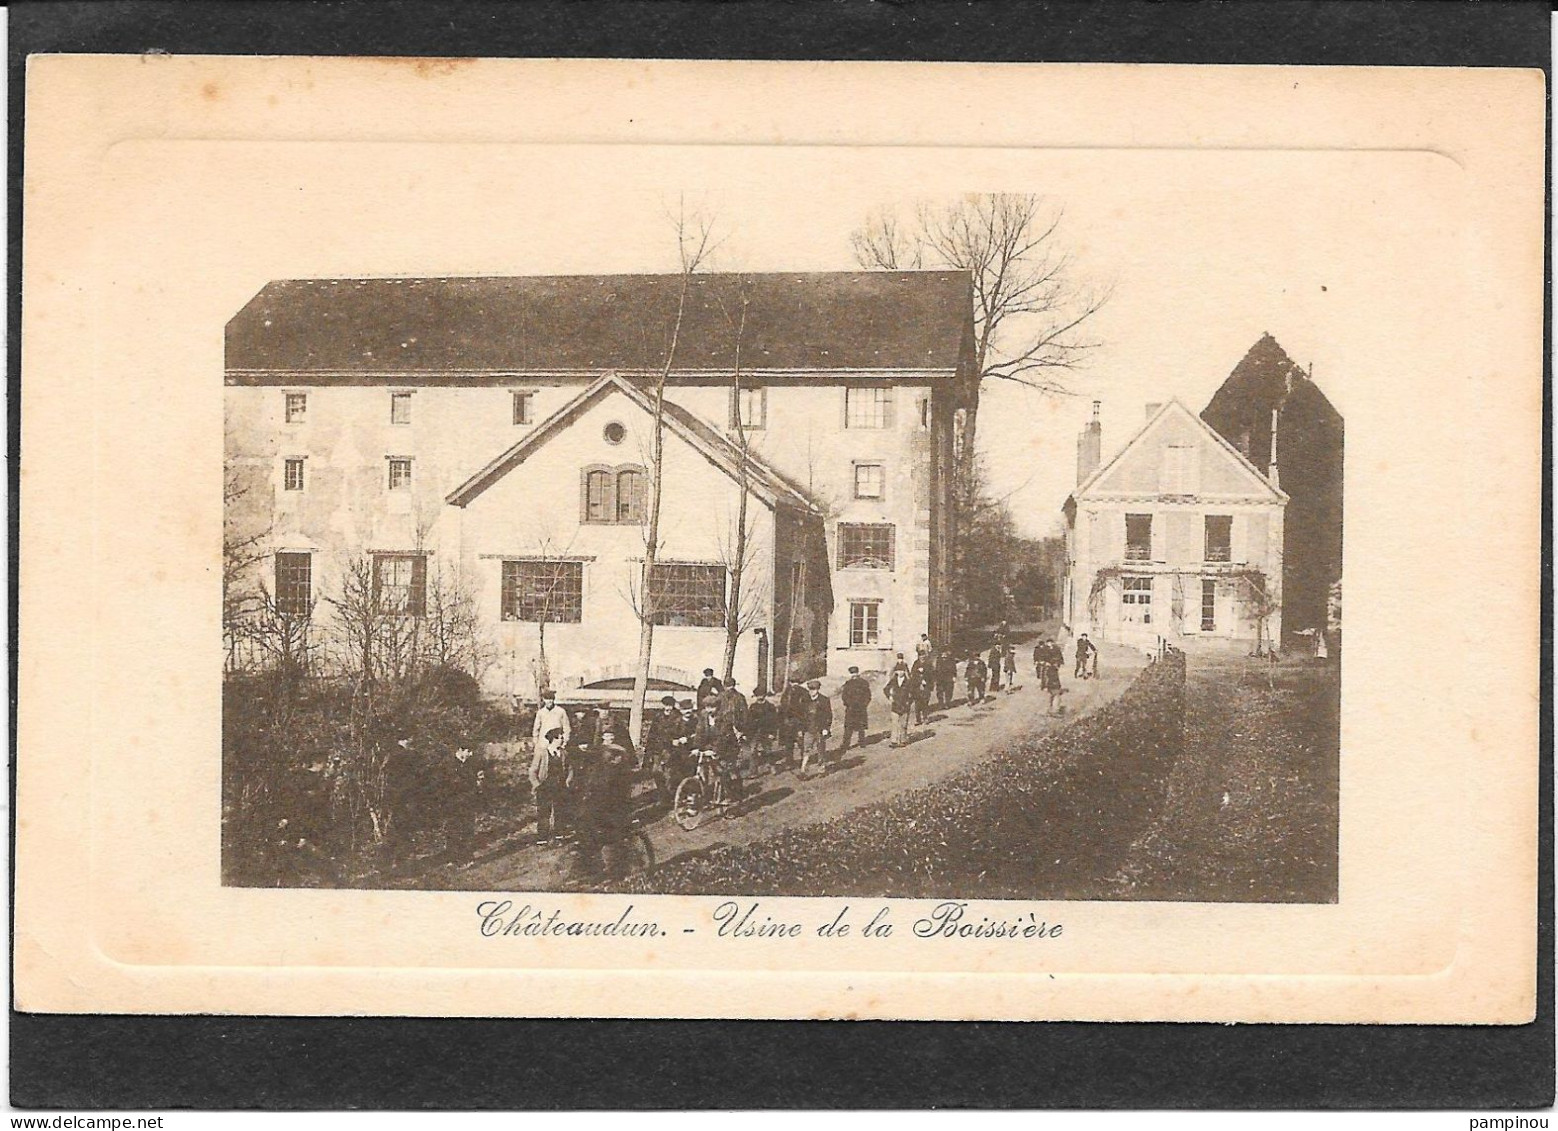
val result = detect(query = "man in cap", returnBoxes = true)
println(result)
[779,677,809,769]
[746,690,780,773]
[883,665,916,748]
[839,665,872,755]
[571,723,634,880]
[909,651,934,724]
[528,726,568,846]
[798,679,833,777]
[934,650,959,710]
[531,688,571,764]
[1074,633,1098,680]
[438,740,488,867]
[645,694,685,801]
[697,668,723,709]
[715,677,751,774]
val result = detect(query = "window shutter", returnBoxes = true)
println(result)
[881,389,895,430]
[410,555,427,617]
[370,557,383,602]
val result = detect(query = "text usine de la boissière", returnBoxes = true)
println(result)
[476,900,1064,940]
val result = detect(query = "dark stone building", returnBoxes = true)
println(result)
[1201,333,1344,644]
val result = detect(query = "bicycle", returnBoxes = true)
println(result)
[672,747,743,831]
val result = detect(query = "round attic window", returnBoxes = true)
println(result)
[603,421,627,445]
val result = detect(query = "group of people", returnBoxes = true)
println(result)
[526,690,636,877]
[516,628,1101,870]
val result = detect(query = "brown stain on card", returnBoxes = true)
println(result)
[373,57,477,79]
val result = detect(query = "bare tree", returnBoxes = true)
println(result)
[507,524,584,702]
[421,563,492,678]
[325,556,424,686]
[628,203,719,747]
[223,467,276,671]
[852,193,1110,507]
[716,282,758,684]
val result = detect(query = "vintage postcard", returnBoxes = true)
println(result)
[14,56,1543,1021]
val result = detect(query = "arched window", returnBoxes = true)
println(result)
[616,467,645,523]
[581,464,648,525]
[583,467,612,523]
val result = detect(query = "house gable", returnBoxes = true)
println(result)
[1079,400,1287,503]
[446,373,816,512]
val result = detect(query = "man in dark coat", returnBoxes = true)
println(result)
[839,666,872,754]
[935,651,958,709]
[883,667,916,747]
[746,692,780,772]
[715,678,751,774]
[798,679,833,777]
[909,654,933,724]
[571,730,635,880]
[779,679,810,767]
[697,668,723,708]
[987,643,1005,693]
[645,695,686,801]
[1074,633,1098,680]
[966,653,988,703]
[438,741,488,867]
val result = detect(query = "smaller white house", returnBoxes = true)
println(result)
[444,372,830,701]
[1063,400,1288,649]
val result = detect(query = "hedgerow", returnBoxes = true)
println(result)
[626,652,1186,898]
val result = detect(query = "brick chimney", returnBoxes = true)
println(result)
[1077,400,1102,484]
[1267,407,1281,488]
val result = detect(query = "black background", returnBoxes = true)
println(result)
[9,0,1552,1111]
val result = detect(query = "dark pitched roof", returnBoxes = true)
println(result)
[226,271,974,376]
[446,373,819,512]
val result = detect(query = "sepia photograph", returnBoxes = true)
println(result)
[221,200,1343,904]
[16,54,1540,1027]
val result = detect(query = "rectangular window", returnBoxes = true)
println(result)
[274,552,312,617]
[1204,514,1233,563]
[853,462,885,499]
[1162,444,1200,495]
[732,385,766,429]
[1201,578,1217,632]
[648,562,727,628]
[512,391,534,425]
[838,523,895,569]
[390,392,413,425]
[283,458,305,492]
[849,600,881,646]
[845,386,894,429]
[387,458,413,491]
[1125,513,1153,561]
[1121,574,1153,625]
[373,553,427,617]
[284,392,307,424]
[502,560,584,623]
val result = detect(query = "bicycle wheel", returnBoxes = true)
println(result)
[672,775,707,831]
